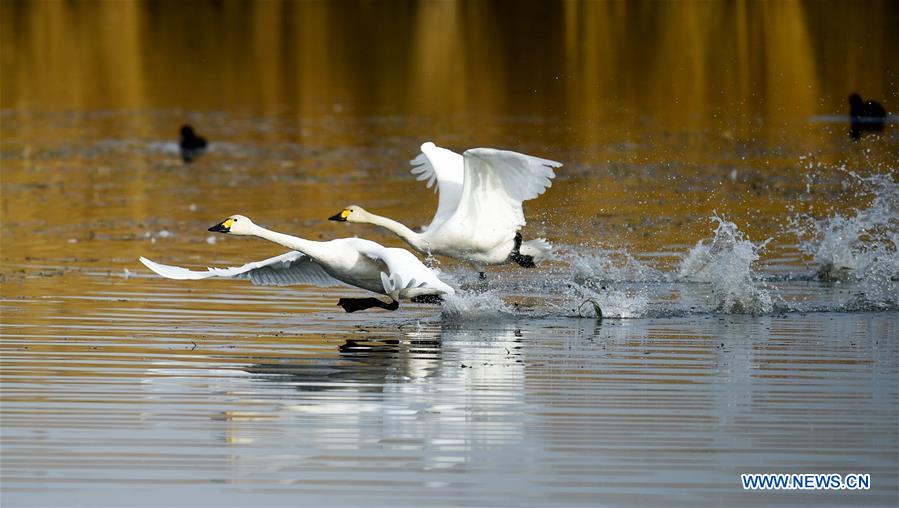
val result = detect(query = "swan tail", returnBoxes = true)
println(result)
[520,238,552,262]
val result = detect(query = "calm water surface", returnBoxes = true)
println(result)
[2,1,898,506]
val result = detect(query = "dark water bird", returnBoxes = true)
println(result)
[848,93,886,140]
[179,124,208,163]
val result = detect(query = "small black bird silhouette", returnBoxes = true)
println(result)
[179,124,208,163]
[848,93,886,141]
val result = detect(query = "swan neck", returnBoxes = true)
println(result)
[365,213,423,249]
[249,224,323,257]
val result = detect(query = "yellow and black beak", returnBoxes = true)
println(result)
[208,218,234,233]
[329,209,350,222]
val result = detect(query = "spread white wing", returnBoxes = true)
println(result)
[351,241,455,297]
[139,252,340,287]
[443,148,560,248]
[409,141,464,230]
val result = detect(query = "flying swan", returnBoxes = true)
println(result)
[139,215,454,312]
[329,142,561,275]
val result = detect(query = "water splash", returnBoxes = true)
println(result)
[564,247,666,284]
[678,217,773,314]
[434,171,897,320]
[792,172,898,307]
[441,292,512,320]
[564,283,649,319]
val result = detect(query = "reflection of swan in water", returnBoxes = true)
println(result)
[242,325,527,393]
[244,333,444,392]
[220,325,531,476]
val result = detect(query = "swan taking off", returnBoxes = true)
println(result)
[139,215,454,313]
[329,142,560,273]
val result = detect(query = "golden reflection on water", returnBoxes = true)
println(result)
[3,1,897,248]
[2,0,897,126]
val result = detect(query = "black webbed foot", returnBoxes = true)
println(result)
[337,297,400,313]
[508,232,536,268]
[510,253,536,268]
[411,294,443,305]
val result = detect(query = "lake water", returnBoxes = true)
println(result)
[1,1,898,506]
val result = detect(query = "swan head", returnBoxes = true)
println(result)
[208,215,255,235]
[328,205,369,224]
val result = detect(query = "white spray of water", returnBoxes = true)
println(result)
[436,171,897,320]
[678,217,773,314]
[565,247,666,284]
[565,282,649,318]
[441,292,512,320]
[792,172,898,307]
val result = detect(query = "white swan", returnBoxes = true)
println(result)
[329,142,560,273]
[139,215,454,312]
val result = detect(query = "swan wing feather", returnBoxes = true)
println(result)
[409,141,464,230]
[359,245,454,295]
[444,148,560,247]
[139,252,340,287]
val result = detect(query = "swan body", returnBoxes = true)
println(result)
[139,215,454,310]
[330,142,560,268]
